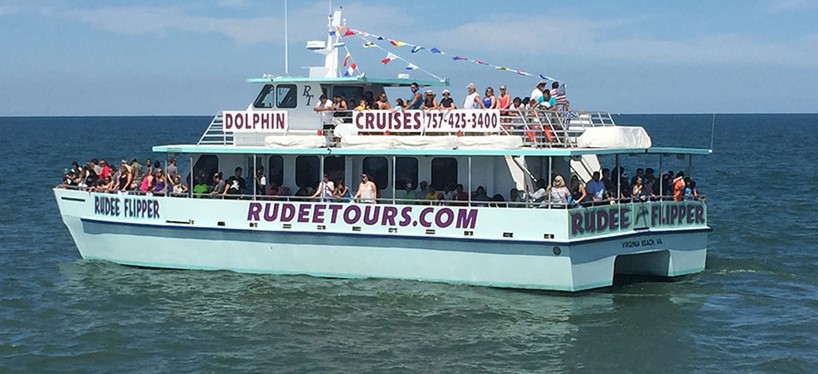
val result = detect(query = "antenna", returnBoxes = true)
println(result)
[709,113,716,151]
[284,0,289,75]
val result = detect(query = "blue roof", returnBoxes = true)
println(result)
[246,75,449,87]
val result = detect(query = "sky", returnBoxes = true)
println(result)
[1,0,817,116]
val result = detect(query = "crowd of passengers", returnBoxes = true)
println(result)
[550,167,703,207]
[314,80,569,115]
[59,158,701,207]
[58,158,188,195]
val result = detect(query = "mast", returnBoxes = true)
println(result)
[305,8,342,78]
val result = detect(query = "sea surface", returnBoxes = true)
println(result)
[1,114,817,372]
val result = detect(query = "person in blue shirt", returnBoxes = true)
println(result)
[585,171,607,203]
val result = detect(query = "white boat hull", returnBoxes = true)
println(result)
[56,189,708,292]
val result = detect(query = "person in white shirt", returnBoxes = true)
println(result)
[530,81,546,105]
[311,174,335,201]
[462,83,482,109]
[314,94,334,124]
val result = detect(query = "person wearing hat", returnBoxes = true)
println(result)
[420,89,438,109]
[439,89,456,109]
[353,173,378,204]
[463,83,482,109]
[531,81,546,105]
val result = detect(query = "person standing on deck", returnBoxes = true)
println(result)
[353,173,378,203]
[406,82,422,110]
[314,94,334,124]
[463,83,482,109]
[530,81,546,104]
[311,174,335,201]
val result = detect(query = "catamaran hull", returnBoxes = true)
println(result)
[57,191,707,292]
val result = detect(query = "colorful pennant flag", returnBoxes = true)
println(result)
[381,52,397,65]
[343,51,351,67]
[345,26,558,83]
[345,63,357,77]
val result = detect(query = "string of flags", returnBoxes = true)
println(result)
[334,26,558,82]
[337,26,444,81]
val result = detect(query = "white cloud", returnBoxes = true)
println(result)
[38,3,818,69]
[418,12,818,70]
[41,1,414,48]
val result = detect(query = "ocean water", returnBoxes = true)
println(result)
[1,114,817,372]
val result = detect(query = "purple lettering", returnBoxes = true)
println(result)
[297,204,311,223]
[344,205,361,225]
[312,204,326,224]
[584,211,595,233]
[620,206,631,229]
[281,203,296,222]
[609,208,619,230]
[435,208,454,228]
[596,210,609,232]
[363,205,381,225]
[276,113,285,129]
[669,206,678,224]
[328,204,342,223]
[695,205,704,224]
[365,112,375,130]
[264,203,279,221]
[571,213,583,235]
[153,201,159,219]
[247,203,262,221]
[686,204,694,224]
[381,206,398,226]
[398,207,412,226]
[419,207,434,227]
[455,209,478,229]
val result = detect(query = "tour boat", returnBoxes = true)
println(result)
[54,9,711,292]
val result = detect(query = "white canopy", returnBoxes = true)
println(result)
[576,126,652,148]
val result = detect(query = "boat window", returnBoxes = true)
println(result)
[193,155,219,185]
[363,157,388,190]
[394,157,418,190]
[295,156,320,189]
[324,156,346,184]
[431,158,457,190]
[276,84,297,108]
[253,84,275,108]
[268,156,284,187]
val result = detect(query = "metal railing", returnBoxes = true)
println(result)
[58,184,703,210]
[196,109,617,148]
[197,113,234,145]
